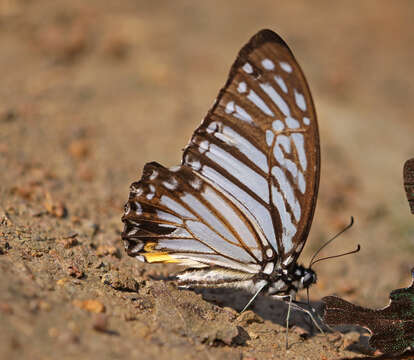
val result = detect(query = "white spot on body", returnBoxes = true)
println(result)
[243,62,253,74]
[279,61,292,73]
[294,89,307,111]
[263,262,274,275]
[283,255,293,266]
[262,58,275,70]
[247,90,274,116]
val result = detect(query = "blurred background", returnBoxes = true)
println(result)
[1,1,414,358]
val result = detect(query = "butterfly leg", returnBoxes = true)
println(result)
[270,294,294,349]
[286,294,293,350]
[290,301,324,334]
[240,282,267,313]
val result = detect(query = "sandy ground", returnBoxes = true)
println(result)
[1,1,414,359]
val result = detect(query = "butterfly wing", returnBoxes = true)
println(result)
[122,29,320,285]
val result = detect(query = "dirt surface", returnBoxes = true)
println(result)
[1,1,414,359]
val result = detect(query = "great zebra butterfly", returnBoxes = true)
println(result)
[122,29,320,301]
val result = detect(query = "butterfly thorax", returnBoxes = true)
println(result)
[265,264,316,297]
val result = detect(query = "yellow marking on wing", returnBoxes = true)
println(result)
[144,253,179,263]
[143,242,179,263]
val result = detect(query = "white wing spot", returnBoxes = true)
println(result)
[283,255,293,266]
[271,186,296,252]
[237,82,247,93]
[247,90,274,116]
[134,201,142,214]
[272,120,285,131]
[124,203,130,215]
[225,101,235,114]
[243,62,253,74]
[266,248,273,257]
[276,135,291,154]
[149,170,158,181]
[266,130,274,147]
[234,105,253,123]
[272,166,301,222]
[170,166,181,172]
[279,61,292,73]
[262,58,275,70]
[130,185,143,195]
[263,262,274,274]
[259,83,290,117]
[292,133,307,171]
[303,117,310,125]
[163,177,178,191]
[294,89,307,111]
[206,121,219,134]
[189,177,202,190]
[298,170,306,194]
[274,75,288,93]
[286,117,300,129]
[198,140,210,153]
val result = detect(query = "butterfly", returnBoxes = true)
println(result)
[122,29,320,304]
[323,269,414,355]
[404,158,414,214]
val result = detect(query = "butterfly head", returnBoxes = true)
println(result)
[300,267,317,289]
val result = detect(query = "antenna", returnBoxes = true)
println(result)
[309,216,358,268]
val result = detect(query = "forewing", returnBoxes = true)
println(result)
[183,29,319,267]
[122,29,319,275]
